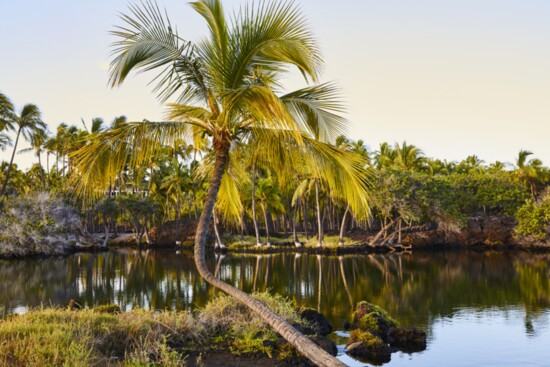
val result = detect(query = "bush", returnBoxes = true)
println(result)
[0,192,84,257]
[515,192,550,241]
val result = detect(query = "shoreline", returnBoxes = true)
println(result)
[2,239,550,260]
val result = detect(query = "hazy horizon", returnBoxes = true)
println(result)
[1,0,549,169]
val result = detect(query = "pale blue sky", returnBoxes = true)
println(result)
[1,0,549,169]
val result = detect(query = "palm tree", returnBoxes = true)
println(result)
[393,141,425,171]
[514,150,545,196]
[72,2,368,365]
[457,155,485,174]
[374,142,396,169]
[255,177,285,247]
[0,93,46,198]
[19,128,49,184]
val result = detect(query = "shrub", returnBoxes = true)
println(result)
[0,192,84,257]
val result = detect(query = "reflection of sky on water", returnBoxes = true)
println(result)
[377,308,550,367]
[1,250,550,366]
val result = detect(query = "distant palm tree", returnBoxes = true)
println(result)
[0,93,46,198]
[374,142,396,169]
[514,150,546,196]
[255,177,285,246]
[394,141,425,171]
[457,155,485,174]
[19,128,49,184]
[488,161,507,173]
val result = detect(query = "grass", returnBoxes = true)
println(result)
[0,292,308,367]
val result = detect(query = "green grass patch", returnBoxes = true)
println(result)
[0,292,306,366]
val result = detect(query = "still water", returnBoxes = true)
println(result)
[1,249,549,366]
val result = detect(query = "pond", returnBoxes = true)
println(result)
[1,249,549,366]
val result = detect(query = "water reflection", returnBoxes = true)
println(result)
[1,250,550,338]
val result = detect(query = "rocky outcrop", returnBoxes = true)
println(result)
[404,216,517,248]
[298,308,333,336]
[346,301,426,364]
[388,327,427,353]
[150,219,206,247]
[346,330,391,364]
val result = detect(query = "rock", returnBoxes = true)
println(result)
[351,301,397,343]
[151,219,213,247]
[299,309,333,336]
[310,335,337,356]
[356,312,392,343]
[346,330,391,364]
[343,321,351,330]
[388,327,427,353]
[403,216,517,248]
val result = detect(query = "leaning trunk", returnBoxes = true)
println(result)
[193,143,346,367]
[1,127,22,199]
[338,204,350,246]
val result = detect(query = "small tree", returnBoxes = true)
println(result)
[117,195,159,247]
[95,197,120,247]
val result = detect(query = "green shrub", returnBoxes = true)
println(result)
[515,196,550,240]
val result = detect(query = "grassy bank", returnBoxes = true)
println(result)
[0,293,317,367]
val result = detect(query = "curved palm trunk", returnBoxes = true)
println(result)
[1,127,22,199]
[338,204,350,246]
[314,179,323,247]
[251,167,262,246]
[194,144,346,367]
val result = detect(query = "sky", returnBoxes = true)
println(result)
[1,0,549,169]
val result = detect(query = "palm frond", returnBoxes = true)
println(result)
[222,0,323,90]
[281,82,346,143]
[70,120,193,201]
[110,0,208,104]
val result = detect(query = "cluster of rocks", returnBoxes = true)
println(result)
[345,301,427,364]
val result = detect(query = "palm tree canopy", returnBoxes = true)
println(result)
[72,0,370,220]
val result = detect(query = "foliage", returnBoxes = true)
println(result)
[0,307,193,367]
[0,292,305,366]
[0,192,83,257]
[515,191,550,240]
[199,291,303,356]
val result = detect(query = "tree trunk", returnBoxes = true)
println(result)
[303,200,309,241]
[37,151,45,185]
[369,218,396,246]
[314,179,323,247]
[261,203,271,247]
[1,127,22,199]
[193,143,346,367]
[251,166,262,246]
[212,208,223,248]
[338,204,350,246]
[266,207,276,236]
[292,205,301,246]
[102,222,110,248]
[397,218,402,244]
